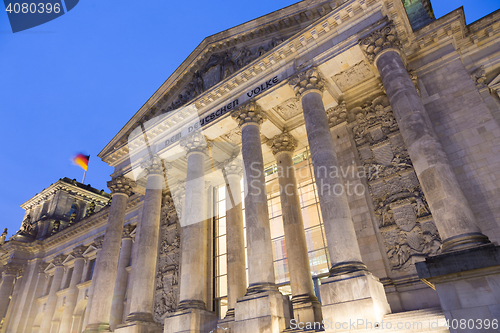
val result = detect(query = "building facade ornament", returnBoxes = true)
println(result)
[3,263,25,277]
[179,131,209,154]
[93,235,105,249]
[72,245,87,258]
[231,101,267,127]
[326,101,348,127]
[359,24,402,64]
[141,155,164,176]
[268,131,298,155]
[471,66,487,88]
[289,67,325,98]
[52,254,66,267]
[122,224,134,239]
[107,176,136,197]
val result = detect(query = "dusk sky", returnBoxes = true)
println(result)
[1,0,499,238]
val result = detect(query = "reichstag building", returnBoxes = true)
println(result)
[1,0,500,332]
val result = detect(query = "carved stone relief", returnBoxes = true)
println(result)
[153,193,181,323]
[273,98,302,120]
[331,61,375,91]
[344,95,442,272]
[164,37,288,112]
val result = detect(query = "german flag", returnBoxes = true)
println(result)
[73,154,90,171]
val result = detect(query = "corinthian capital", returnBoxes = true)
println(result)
[269,131,298,156]
[4,263,25,276]
[289,67,325,98]
[359,24,402,64]
[141,155,164,176]
[94,235,105,249]
[231,101,267,128]
[107,176,136,196]
[52,254,66,266]
[179,131,209,155]
[72,245,87,258]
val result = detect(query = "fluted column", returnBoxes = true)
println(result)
[231,102,276,293]
[269,131,322,323]
[39,255,65,333]
[0,264,23,322]
[360,24,490,252]
[126,156,163,322]
[85,176,135,332]
[109,225,134,330]
[290,68,365,276]
[221,159,246,318]
[177,132,210,310]
[58,246,86,333]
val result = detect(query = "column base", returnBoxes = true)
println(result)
[234,289,291,333]
[163,308,217,333]
[125,312,156,323]
[217,312,235,333]
[83,323,112,333]
[320,270,391,332]
[416,244,500,332]
[114,320,162,333]
[291,294,323,327]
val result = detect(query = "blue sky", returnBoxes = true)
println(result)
[1,0,499,238]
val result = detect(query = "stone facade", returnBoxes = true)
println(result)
[2,1,500,333]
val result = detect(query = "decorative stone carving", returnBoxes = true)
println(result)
[408,69,421,96]
[122,224,134,239]
[273,98,301,120]
[268,131,298,155]
[20,215,35,236]
[326,101,348,127]
[231,101,267,127]
[471,66,487,88]
[107,176,136,197]
[289,67,325,97]
[220,157,243,177]
[332,61,375,91]
[141,155,164,177]
[221,127,242,144]
[93,235,105,249]
[179,132,209,154]
[347,95,442,272]
[72,245,87,258]
[51,221,61,236]
[3,263,25,277]
[154,192,181,323]
[52,254,66,266]
[0,228,7,245]
[359,24,402,63]
[69,212,77,225]
[164,37,288,112]
[38,262,49,274]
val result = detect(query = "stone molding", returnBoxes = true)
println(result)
[179,131,210,155]
[107,176,136,197]
[268,131,298,155]
[72,245,87,258]
[289,67,325,98]
[231,101,267,127]
[359,23,402,64]
[52,254,66,267]
[94,235,105,250]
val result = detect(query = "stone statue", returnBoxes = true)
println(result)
[0,228,7,245]
[69,212,77,225]
[51,220,61,235]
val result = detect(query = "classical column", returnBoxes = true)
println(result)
[231,102,276,293]
[58,246,86,333]
[220,158,246,319]
[126,156,163,323]
[269,131,322,324]
[177,132,209,310]
[0,264,23,322]
[82,236,104,330]
[85,176,135,332]
[290,68,365,275]
[39,255,66,333]
[109,225,134,330]
[359,24,490,252]
[291,68,390,330]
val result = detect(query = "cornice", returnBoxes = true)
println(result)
[100,0,385,168]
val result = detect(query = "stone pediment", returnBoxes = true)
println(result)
[99,0,342,161]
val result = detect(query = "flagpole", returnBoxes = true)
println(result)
[82,170,87,183]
